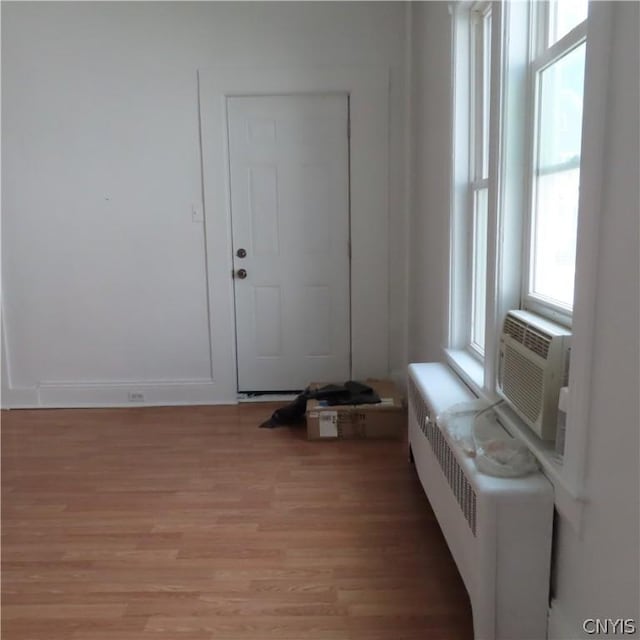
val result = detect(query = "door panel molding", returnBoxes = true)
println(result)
[199,66,390,395]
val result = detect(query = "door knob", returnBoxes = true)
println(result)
[236,248,247,258]
[235,268,248,279]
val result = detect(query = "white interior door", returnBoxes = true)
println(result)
[228,94,351,392]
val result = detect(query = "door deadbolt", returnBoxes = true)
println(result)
[235,268,248,279]
[236,248,247,258]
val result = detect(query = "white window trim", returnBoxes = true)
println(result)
[448,1,493,370]
[468,2,491,359]
[448,3,473,359]
[534,20,588,73]
[446,0,613,534]
[445,347,484,394]
[449,0,527,396]
[560,1,615,524]
[521,16,588,326]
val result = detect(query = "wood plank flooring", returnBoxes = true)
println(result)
[2,404,473,640]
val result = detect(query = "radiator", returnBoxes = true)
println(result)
[408,362,554,640]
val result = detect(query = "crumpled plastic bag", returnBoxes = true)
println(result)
[437,401,487,457]
[472,409,539,477]
[437,401,539,478]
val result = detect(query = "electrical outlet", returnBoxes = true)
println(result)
[128,392,144,402]
[191,203,204,223]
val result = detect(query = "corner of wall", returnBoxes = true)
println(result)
[390,368,407,392]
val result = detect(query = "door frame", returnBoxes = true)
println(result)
[199,66,389,401]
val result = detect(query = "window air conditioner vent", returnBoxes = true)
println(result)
[498,310,571,440]
[504,313,552,359]
[503,315,526,343]
[523,326,552,360]
[502,344,543,423]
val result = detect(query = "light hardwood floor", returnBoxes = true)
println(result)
[1,404,473,640]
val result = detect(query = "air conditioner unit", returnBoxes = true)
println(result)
[497,309,571,440]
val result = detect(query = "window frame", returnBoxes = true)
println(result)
[468,1,492,358]
[446,0,606,532]
[448,0,493,375]
[521,9,588,326]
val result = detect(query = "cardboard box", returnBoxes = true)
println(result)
[306,379,406,440]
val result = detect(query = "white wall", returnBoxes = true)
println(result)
[548,3,640,636]
[1,1,409,406]
[408,1,452,363]
[409,1,639,637]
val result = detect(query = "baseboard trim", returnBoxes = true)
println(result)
[1,386,39,409]
[3,380,237,409]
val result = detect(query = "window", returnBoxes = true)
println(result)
[448,1,588,409]
[469,3,492,356]
[547,0,588,46]
[525,1,588,321]
[449,1,493,370]
[447,0,609,529]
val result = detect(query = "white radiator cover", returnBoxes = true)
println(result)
[408,363,554,640]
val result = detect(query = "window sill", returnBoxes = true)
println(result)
[443,348,585,532]
[444,348,484,395]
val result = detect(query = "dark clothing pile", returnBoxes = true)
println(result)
[259,380,380,428]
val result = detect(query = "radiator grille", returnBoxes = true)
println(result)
[503,345,543,423]
[408,378,426,433]
[424,420,477,536]
[408,378,477,536]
